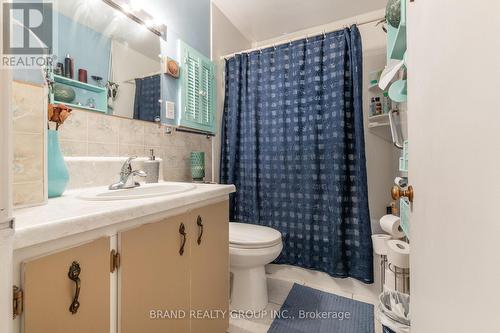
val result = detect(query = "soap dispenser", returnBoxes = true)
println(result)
[143,149,160,183]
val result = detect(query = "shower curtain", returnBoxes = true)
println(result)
[220,26,373,283]
[133,74,161,122]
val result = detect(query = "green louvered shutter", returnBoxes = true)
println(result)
[185,52,200,122]
[180,41,216,134]
[199,59,215,127]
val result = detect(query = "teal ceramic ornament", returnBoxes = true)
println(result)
[386,0,401,28]
[191,152,205,181]
[53,83,76,103]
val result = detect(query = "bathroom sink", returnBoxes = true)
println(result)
[78,182,196,201]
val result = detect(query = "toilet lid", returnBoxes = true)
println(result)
[229,223,282,249]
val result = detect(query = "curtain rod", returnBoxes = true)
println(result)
[123,71,162,84]
[221,16,384,60]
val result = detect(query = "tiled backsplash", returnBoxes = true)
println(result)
[12,81,213,207]
[65,157,165,190]
[58,109,213,183]
[12,81,46,207]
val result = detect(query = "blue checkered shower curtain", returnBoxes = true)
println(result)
[133,74,161,122]
[220,26,373,283]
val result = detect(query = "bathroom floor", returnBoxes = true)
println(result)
[228,267,383,333]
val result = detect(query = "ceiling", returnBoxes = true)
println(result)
[212,0,387,43]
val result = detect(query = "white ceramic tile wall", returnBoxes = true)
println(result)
[12,81,46,207]
[58,109,213,183]
[64,157,164,190]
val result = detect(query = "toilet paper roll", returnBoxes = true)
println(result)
[387,240,410,269]
[380,214,404,238]
[371,234,392,255]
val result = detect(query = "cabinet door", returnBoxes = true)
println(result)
[189,200,229,333]
[120,215,190,333]
[23,237,110,333]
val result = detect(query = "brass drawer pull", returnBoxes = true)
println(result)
[179,223,187,256]
[68,261,81,314]
[197,216,204,245]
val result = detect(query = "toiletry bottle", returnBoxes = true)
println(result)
[143,149,160,183]
[383,92,392,114]
[375,97,382,115]
[391,201,399,216]
[369,97,376,116]
[55,62,64,76]
[64,54,74,79]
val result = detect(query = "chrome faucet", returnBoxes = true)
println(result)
[109,156,147,190]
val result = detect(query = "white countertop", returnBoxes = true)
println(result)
[13,182,235,250]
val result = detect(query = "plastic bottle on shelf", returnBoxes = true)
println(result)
[370,97,376,116]
[375,97,382,115]
[383,92,392,114]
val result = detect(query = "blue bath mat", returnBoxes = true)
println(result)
[268,284,374,333]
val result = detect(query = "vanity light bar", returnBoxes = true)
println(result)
[101,0,167,39]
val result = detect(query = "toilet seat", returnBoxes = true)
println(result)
[229,222,282,249]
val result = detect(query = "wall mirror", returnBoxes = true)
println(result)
[50,0,166,123]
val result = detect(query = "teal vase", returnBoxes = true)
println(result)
[47,130,69,198]
[191,152,205,181]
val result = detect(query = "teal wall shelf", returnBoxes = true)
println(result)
[387,0,407,62]
[54,75,106,93]
[386,0,408,103]
[51,74,108,113]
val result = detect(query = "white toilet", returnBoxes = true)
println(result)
[229,222,283,312]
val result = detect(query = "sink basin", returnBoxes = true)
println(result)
[78,182,196,201]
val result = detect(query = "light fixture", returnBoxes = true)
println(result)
[102,0,166,38]
[129,0,142,12]
[120,4,131,13]
[144,19,155,29]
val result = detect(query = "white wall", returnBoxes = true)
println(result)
[211,4,252,182]
[0,1,14,328]
[408,1,500,332]
[110,41,161,119]
[364,49,402,220]
[0,41,12,223]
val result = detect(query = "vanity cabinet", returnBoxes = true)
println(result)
[188,203,229,333]
[119,200,229,333]
[119,213,191,333]
[18,200,229,333]
[22,237,110,333]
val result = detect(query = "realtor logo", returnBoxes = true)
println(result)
[2,2,53,68]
